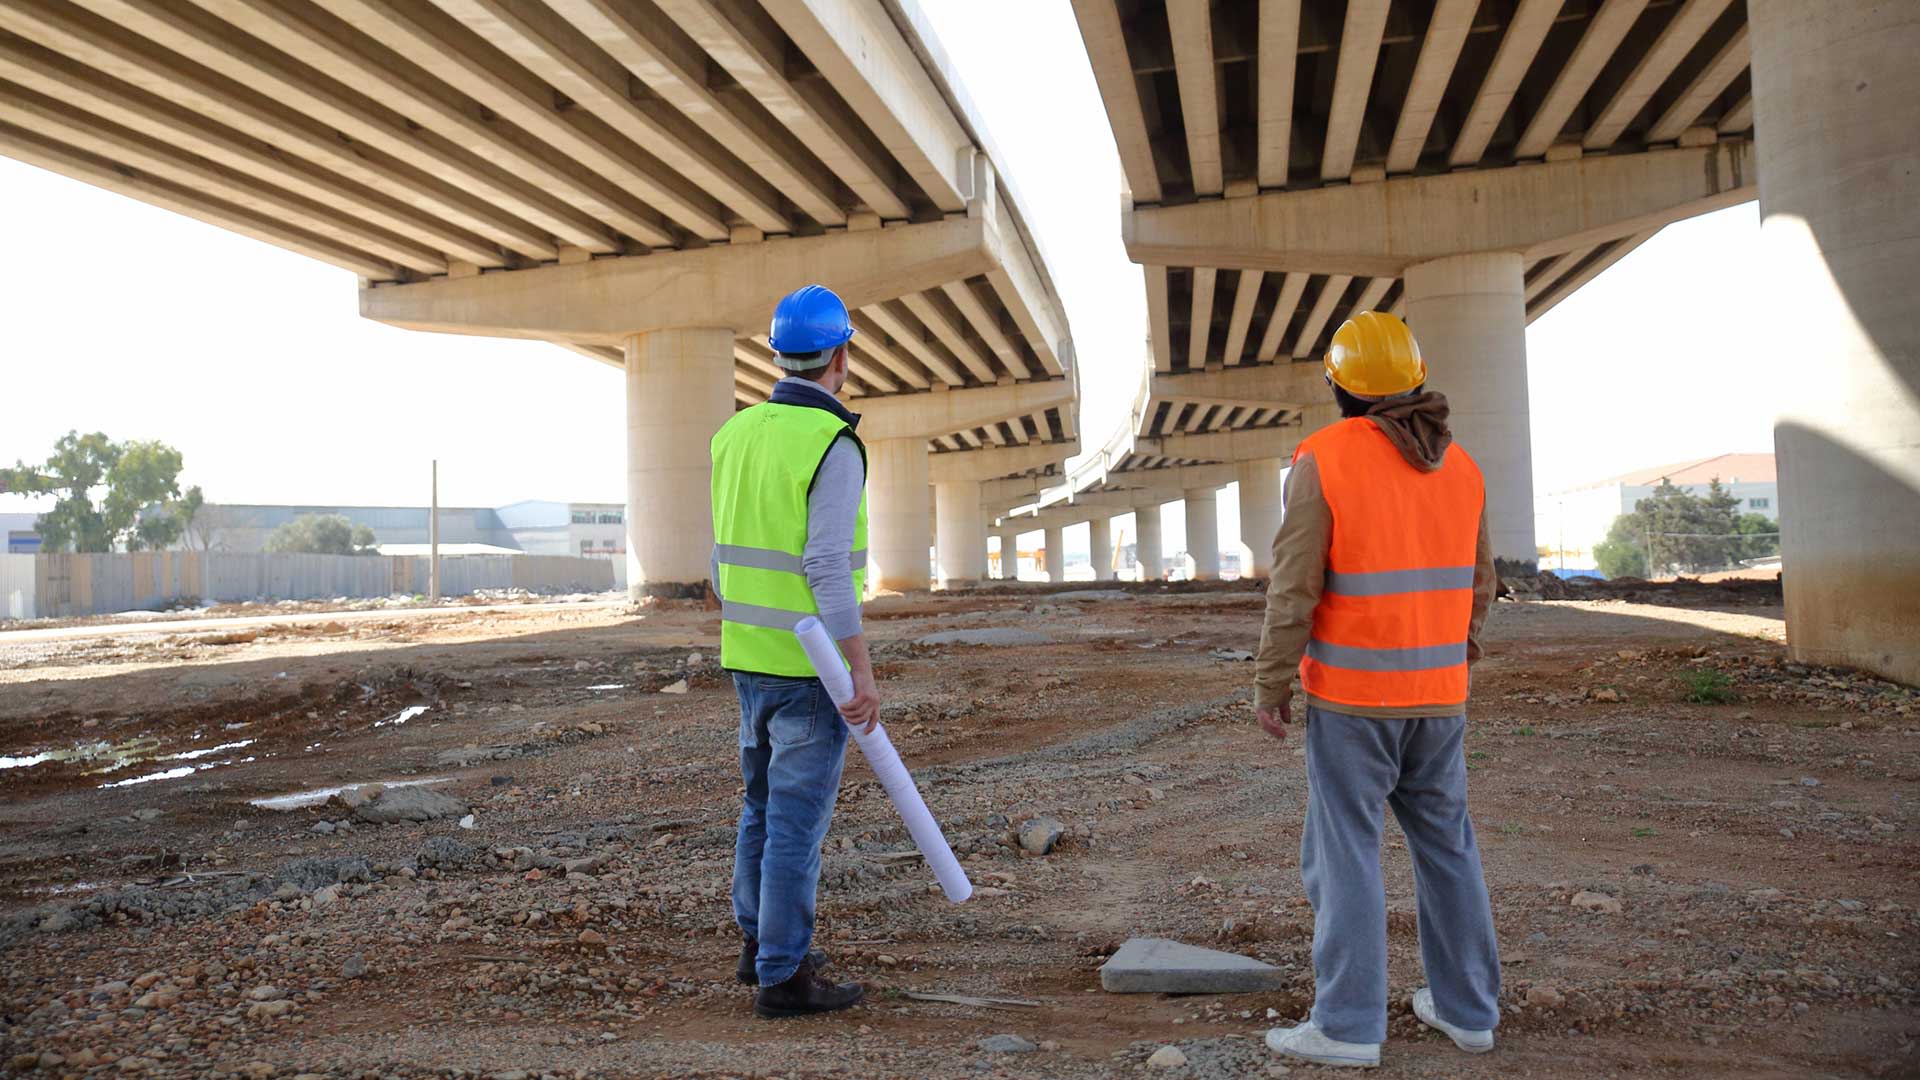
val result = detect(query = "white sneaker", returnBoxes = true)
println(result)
[1264,1021,1380,1068]
[1411,987,1494,1053]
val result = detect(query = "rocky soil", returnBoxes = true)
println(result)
[0,585,1914,1078]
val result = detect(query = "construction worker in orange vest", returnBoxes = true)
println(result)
[1254,311,1501,1069]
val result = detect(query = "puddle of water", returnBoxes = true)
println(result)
[375,705,430,728]
[0,736,163,774]
[100,766,195,789]
[95,755,257,790]
[249,776,452,811]
[587,684,627,691]
[164,739,254,761]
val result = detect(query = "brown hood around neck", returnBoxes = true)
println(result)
[1363,391,1454,472]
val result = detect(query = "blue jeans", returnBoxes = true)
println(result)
[1301,706,1501,1044]
[731,672,849,986]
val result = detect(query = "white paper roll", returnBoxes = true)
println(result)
[794,617,973,903]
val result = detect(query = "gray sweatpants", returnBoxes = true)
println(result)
[1301,706,1501,1043]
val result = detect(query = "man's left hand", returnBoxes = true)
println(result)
[1256,700,1291,741]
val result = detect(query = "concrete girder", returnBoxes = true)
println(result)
[544,0,848,228]
[1717,94,1754,135]
[856,379,1073,441]
[1153,362,1327,407]
[1584,0,1736,150]
[844,318,935,390]
[1072,0,1160,203]
[900,290,998,384]
[980,180,1070,376]
[979,473,1052,510]
[1147,265,1173,371]
[927,442,1073,485]
[360,213,993,344]
[941,279,1032,380]
[1647,25,1751,145]
[1291,275,1351,358]
[1222,270,1262,366]
[1448,0,1562,168]
[650,0,909,221]
[193,0,639,253]
[1188,267,1217,369]
[435,0,783,237]
[1514,0,1649,160]
[0,1,513,269]
[1385,0,1475,174]
[1254,272,1308,362]
[1256,0,1297,190]
[66,0,564,261]
[1320,0,1389,181]
[1167,0,1222,197]
[1123,142,1757,277]
[860,300,967,386]
[1137,406,1336,463]
[760,0,970,213]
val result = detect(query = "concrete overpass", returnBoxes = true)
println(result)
[1070,0,1919,683]
[0,0,1080,595]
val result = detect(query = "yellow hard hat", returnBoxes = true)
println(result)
[1324,310,1426,398]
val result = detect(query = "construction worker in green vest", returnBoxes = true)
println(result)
[709,284,877,1019]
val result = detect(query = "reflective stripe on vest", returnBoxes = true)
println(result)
[710,403,868,676]
[1296,417,1483,710]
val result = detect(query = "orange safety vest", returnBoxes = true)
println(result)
[1295,418,1484,710]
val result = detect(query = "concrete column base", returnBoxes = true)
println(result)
[1043,524,1065,582]
[1089,517,1115,581]
[1404,251,1537,571]
[624,327,735,600]
[1753,0,1920,684]
[933,480,988,587]
[1237,459,1285,579]
[868,438,932,592]
[1185,488,1220,580]
[1135,504,1164,581]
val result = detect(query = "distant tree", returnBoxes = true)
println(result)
[265,514,379,556]
[1593,478,1755,578]
[173,486,210,552]
[1593,519,1650,579]
[1,432,187,552]
[1733,512,1780,561]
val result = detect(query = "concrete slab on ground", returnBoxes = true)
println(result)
[915,627,1052,646]
[1099,937,1287,994]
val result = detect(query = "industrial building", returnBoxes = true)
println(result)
[1537,453,1778,569]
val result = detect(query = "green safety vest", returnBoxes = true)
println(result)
[709,401,868,676]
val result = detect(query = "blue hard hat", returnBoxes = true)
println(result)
[768,284,856,356]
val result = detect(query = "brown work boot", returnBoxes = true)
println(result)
[752,961,864,1019]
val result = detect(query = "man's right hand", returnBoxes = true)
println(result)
[839,667,880,735]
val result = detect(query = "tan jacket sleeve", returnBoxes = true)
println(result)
[1254,453,1331,710]
[1467,503,1495,663]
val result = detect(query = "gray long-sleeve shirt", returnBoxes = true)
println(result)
[802,433,864,640]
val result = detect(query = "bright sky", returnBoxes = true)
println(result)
[0,1,1774,560]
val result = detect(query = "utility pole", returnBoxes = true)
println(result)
[429,459,440,603]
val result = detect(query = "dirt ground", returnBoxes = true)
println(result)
[0,584,1915,1079]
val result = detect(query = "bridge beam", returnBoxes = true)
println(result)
[1122,141,1756,277]
[360,214,994,345]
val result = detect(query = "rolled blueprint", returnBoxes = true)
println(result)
[794,616,973,903]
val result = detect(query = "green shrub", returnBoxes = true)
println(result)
[1683,669,1734,704]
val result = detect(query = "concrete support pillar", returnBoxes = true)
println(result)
[1403,252,1536,570]
[994,526,1021,580]
[1135,504,1164,581]
[1043,524,1065,582]
[1237,458,1286,579]
[932,480,987,587]
[1184,488,1220,580]
[868,437,931,592]
[1088,517,1115,581]
[1751,0,1920,684]
[624,327,735,599]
